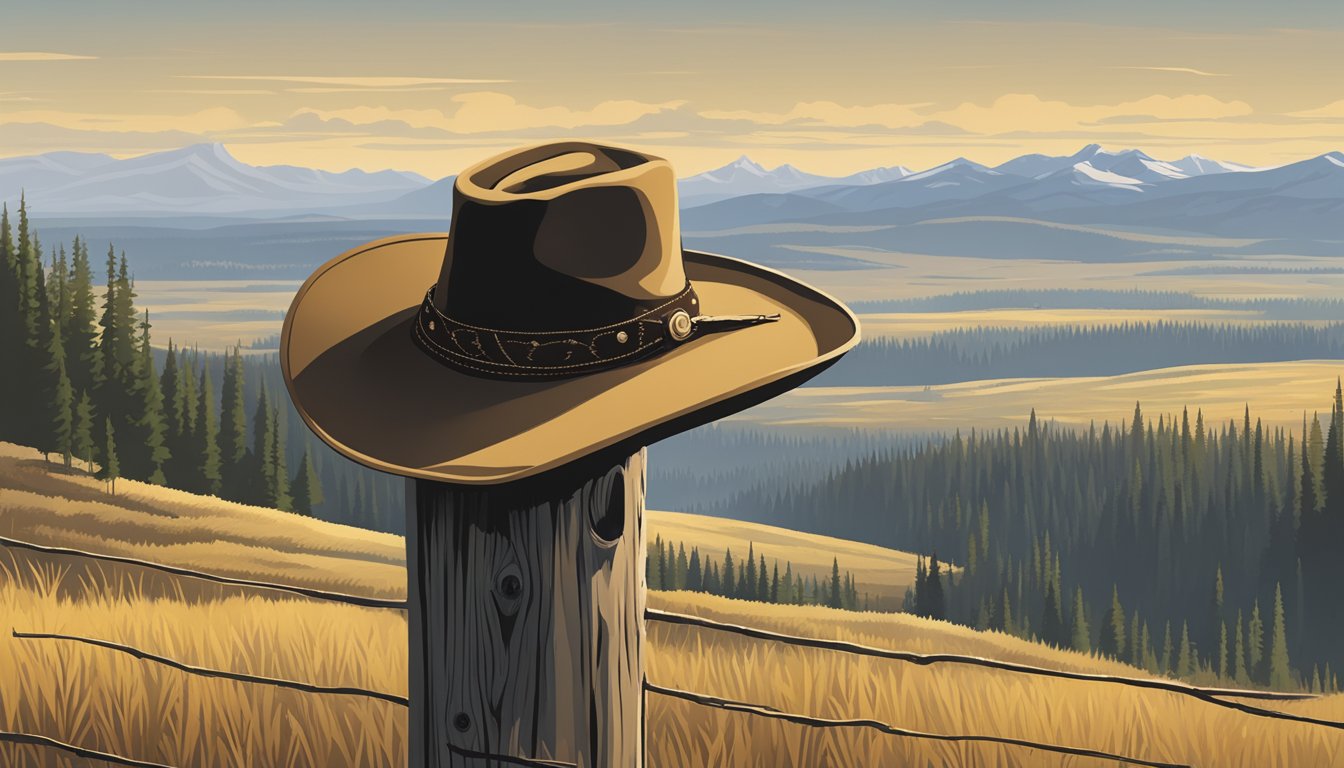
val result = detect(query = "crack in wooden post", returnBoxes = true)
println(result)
[408,449,647,768]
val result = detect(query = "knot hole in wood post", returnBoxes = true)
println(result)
[589,463,626,546]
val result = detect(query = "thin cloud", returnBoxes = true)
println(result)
[1109,66,1229,77]
[285,86,458,94]
[0,51,97,62]
[151,89,276,96]
[181,75,510,87]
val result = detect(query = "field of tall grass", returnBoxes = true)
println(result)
[4,444,1344,766]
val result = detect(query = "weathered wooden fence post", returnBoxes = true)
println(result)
[281,141,857,768]
[406,449,647,768]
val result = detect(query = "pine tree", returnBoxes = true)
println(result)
[72,390,94,473]
[1209,566,1225,660]
[1177,622,1194,678]
[686,548,702,592]
[770,561,780,603]
[913,556,927,615]
[195,365,222,495]
[722,548,735,597]
[1269,583,1293,689]
[291,449,321,515]
[697,560,712,596]
[159,341,190,483]
[93,243,118,404]
[1099,586,1126,658]
[270,406,291,510]
[1127,609,1143,666]
[1141,623,1156,673]
[1249,601,1265,683]
[64,236,98,396]
[252,387,276,505]
[99,417,120,495]
[1161,621,1174,674]
[1217,622,1229,681]
[0,203,20,441]
[743,544,757,600]
[827,556,842,608]
[1040,578,1063,647]
[111,253,137,373]
[48,245,69,340]
[1233,611,1248,685]
[757,554,768,601]
[654,536,667,590]
[925,554,945,619]
[125,311,169,483]
[1309,414,1326,507]
[218,347,247,494]
[1070,587,1091,653]
[48,326,73,466]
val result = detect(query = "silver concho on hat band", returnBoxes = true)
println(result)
[667,309,694,341]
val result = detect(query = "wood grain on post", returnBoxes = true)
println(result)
[407,449,647,768]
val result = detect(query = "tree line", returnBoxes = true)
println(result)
[647,535,865,610]
[0,198,402,532]
[813,321,1344,386]
[709,388,1344,691]
[850,289,1344,319]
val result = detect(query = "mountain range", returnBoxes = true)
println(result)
[680,147,1344,240]
[3,142,1319,221]
[0,144,429,215]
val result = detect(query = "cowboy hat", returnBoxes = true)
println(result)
[281,141,859,485]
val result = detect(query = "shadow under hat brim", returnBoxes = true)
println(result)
[281,234,859,485]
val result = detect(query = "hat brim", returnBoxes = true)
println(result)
[281,234,859,485]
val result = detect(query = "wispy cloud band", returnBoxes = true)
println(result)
[1108,66,1229,77]
[180,75,510,87]
[0,52,97,62]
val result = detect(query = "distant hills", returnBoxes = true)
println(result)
[677,156,912,207]
[0,143,429,216]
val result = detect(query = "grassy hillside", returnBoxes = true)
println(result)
[0,442,921,609]
[647,510,926,610]
[3,446,1344,766]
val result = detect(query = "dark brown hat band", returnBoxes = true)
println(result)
[412,284,779,380]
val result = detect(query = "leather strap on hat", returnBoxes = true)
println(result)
[412,284,779,380]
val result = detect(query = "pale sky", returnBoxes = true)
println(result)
[3,1,1343,178]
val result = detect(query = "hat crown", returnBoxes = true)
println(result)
[436,142,686,332]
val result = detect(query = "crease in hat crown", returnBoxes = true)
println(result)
[432,141,688,335]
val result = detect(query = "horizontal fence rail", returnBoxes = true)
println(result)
[13,630,409,706]
[645,682,1190,768]
[0,535,405,609]
[16,626,1180,768]
[7,534,1337,741]
[0,730,179,768]
[645,608,1342,730]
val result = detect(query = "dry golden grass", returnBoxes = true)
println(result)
[0,442,405,599]
[4,452,1344,766]
[648,510,924,610]
[647,592,1344,768]
[0,547,406,768]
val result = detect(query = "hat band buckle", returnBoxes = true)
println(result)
[412,285,779,380]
